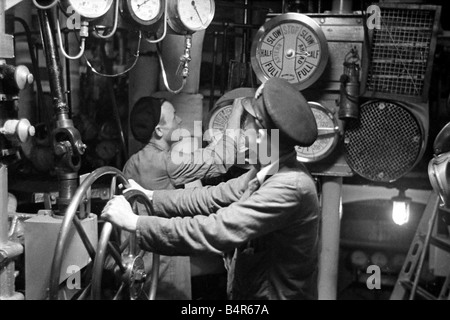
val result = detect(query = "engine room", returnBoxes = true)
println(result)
[1,0,450,303]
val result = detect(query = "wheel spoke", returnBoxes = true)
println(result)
[110,176,117,198]
[120,236,130,252]
[107,242,127,274]
[73,216,96,261]
[75,283,92,300]
[113,282,125,300]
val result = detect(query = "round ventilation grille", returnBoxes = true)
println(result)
[344,100,425,182]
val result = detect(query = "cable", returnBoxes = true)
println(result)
[56,7,87,60]
[84,31,142,78]
[144,0,168,44]
[92,0,119,40]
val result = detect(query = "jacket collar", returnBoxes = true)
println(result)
[256,151,296,184]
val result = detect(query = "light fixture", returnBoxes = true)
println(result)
[392,189,411,226]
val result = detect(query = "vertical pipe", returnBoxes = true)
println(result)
[220,25,228,95]
[318,177,343,300]
[64,31,72,116]
[0,0,5,35]
[331,0,353,14]
[0,165,8,246]
[37,9,69,121]
[209,31,218,111]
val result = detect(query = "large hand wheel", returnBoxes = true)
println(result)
[91,189,160,300]
[48,166,159,300]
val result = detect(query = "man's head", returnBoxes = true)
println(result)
[130,96,182,146]
[241,78,318,165]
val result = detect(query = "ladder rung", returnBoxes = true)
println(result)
[430,236,450,253]
[400,281,437,300]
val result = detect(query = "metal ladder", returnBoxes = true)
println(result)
[390,192,450,300]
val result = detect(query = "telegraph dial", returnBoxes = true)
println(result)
[296,102,340,163]
[251,13,329,90]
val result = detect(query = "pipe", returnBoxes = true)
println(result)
[0,0,5,36]
[318,177,343,300]
[0,165,8,246]
[37,9,70,121]
[32,0,58,10]
[331,0,353,14]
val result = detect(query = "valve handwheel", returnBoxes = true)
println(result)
[49,166,160,300]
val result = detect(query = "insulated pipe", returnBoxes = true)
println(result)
[318,177,343,300]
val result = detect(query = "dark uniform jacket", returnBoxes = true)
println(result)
[136,152,320,300]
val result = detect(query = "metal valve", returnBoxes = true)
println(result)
[1,119,36,143]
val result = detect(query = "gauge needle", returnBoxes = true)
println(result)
[191,1,205,25]
[285,49,311,60]
[138,0,151,9]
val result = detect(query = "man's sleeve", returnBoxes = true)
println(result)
[136,176,307,256]
[166,134,237,186]
[152,168,256,218]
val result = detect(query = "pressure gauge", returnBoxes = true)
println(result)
[122,0,164,26]
[296,102,340,163]
[167,0,215,34]
[61,0,114,20]
[251,13,329,90]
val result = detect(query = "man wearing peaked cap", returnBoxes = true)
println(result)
[103,79,320,300]
[242,77,318,147]
[122,95,245,300]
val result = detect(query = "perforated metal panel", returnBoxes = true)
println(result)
[344,101,425,182]
[363,4,441,102]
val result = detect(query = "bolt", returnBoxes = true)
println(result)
[54,143,67,156]
[134,270,146,282]
[28,126,36,137]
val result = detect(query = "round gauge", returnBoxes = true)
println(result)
[62,0,114,20]
[167,0,215,34]
[123,0,164,26]
[207,88,256,169]
[296,102,340,163]
[251,13,329,90]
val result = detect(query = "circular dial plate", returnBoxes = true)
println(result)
[171,0,215,33]
[129,0,162,22]
[208,104,249,168]
[296,102,339,163]
[251,13,329,90]
[68,0,114,19]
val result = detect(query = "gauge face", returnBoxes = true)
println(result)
[169,0,215,33]
[68,0,114,19]
[208,104,250,169]
[296,102,339,163]
[251,13,329,90]
[128,0,163,24]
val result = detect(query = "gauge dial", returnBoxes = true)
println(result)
[64,0,114,20]
[207,88,256,169]
[168,0,215,34]
[125,0,164,25]
[296,102,340,163]
[251,13,329,90]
